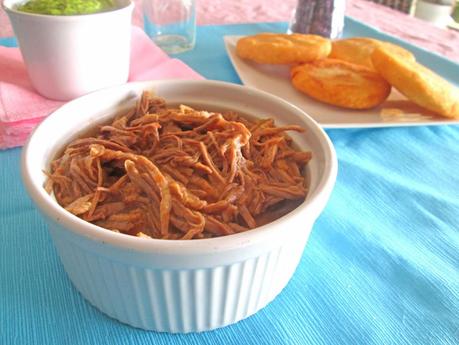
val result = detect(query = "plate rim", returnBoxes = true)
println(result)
[223,34,459,129]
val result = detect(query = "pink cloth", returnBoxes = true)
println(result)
[347,0,459,62]
[187,0,459,61]
[2,0,459,61]
[0,26,202,149]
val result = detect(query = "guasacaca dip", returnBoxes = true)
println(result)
[16,0,117,15]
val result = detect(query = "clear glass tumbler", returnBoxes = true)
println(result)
[142,0,196,54]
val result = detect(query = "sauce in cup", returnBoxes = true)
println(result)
[16,0,116,15]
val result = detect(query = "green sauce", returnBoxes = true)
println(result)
[16,0,117,16]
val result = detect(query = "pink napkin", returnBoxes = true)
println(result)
[0,26,203,150]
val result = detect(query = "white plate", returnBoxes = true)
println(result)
[224,35,459,128]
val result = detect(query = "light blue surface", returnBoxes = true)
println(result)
[0,37,17,47]
[1,21,459,345]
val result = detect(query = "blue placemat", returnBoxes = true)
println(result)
[1,22,459,345]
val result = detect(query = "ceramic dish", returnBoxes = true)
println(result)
[3,0,133,101]
[21,80,337,333]
[224,35,459,129]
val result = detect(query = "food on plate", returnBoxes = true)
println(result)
[236,33,331,64]
[291,58,391,109]
[235,32,457,117]
[15,0,116,15]
[372,46,459,118]
[46,92,312,240]
[330,37,415,70]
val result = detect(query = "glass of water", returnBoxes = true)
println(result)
[142,0,196,54]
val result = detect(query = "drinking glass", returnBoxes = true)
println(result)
[142,0,196,54]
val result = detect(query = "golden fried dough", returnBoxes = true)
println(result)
[291,58,391,109]
[236,33,331,64]
[372,46,459,118]
[330,37,415,70]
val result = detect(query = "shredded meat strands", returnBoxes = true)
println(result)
[46,92,311,240]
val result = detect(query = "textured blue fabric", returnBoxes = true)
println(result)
[1,22,458,345]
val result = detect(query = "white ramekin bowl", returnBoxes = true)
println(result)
[3,0,133,101]
[21,80,337,333]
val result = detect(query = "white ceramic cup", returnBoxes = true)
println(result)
[3,0,134,101]
[414,1,453,28]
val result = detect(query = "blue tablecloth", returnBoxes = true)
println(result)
[1,22,458,345]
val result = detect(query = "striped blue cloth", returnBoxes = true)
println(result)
[0,21,458,345]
